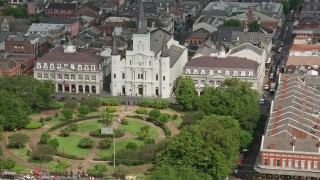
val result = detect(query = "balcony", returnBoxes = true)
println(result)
[255,163,320,177]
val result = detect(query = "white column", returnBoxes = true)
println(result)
[75,84,78,93]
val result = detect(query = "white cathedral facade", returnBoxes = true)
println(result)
[110,1,188,98]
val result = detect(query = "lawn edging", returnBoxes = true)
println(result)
[55,151,85,160]
[47,115,100,132]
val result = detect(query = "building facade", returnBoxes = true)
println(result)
[110,1,188,98]
[45,3,76,18]
[5,35,47,57]
[34,44,104,94]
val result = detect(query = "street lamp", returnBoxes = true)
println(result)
[113,126,117,168]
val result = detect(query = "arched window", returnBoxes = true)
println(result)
[122,73,125,79]
[44,73,48,79]
[71,75,75,80]
[78,75,83,80]
[85,75,89,81]
[37,73,42,78]
[64,74,69,79]
[57,74,62,79]
[91,75,96,81]
[50,74,55,79]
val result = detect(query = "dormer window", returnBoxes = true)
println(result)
[307,6,310,10]
[233,71,238,76]
[78,65,82,70]
[200,70,206,74]
[84,65,89,70]
[209,70,214,75]
[249,71,254,76]
[43,63,48,68]
[250,37,253,41]
[237,37,239,41]
[64,64,68,68]
[57,64,61,69]
[314,6,317,10]
[193,69,198,74]
[50,63,54,69]
[70,64,75,70]
[37,63,41,68]
[186,69,191,74]
[225,70,230,76]
[91,65,95,71]
[217,70,221,74]
[240,71,246,76]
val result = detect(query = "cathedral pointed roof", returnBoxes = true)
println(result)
[137,0,147,34]
[160,35,169,57]
[111,32,119,55]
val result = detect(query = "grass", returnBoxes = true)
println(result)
[10,146,31,161]
[173,118,183,128]
[11,164,32,174]
[76,119,104,133]
[97,139,144,158]
[32,161,58,169]
[55,135,93,157]
[117,119,159,139]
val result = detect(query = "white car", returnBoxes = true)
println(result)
[264,84,269,90]
[278,47,282,53]
[270,73,274,80]
[259,98,265,104]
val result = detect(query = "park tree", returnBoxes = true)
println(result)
[64,99,78,111]
[289,0,300,9]
[48,138,60,150]
[281,0,290,14]
[67,123,78,131]
[86,164,108,177]
[32,144,55,161]
[59,128,71,137]
[147,165,212,180]
[79,105,90,115]
[0,158,16,170]
[180,111,205,127]
[126,142,138,150]
[0,90,31,130]
[114,165,128,179]
[0,76,55,111]
[100,110,113,127]
[99,139,112,149]
[194,78,260,133]
[1,4,27,18]
[63,109,73,120]
[248,20,261,32]
[175,76,197,110]
[51,161,70,175]
[78,137,95,149]
[137,125,150,140]
[40,132,51,144]
[222,19,242,27]
[81,96,101,111]
[8,133,29,149]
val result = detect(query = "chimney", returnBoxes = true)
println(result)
[248,6,253,23]
[290,137,296,151]
[167,6,170,14]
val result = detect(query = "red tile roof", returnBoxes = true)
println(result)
[290,44,320,51]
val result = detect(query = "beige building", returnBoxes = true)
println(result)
[34,43,104,94]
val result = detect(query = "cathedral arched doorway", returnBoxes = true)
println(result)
[137,85,143,96]
[155,87,159,97]
[58,84,63,92]
[79,85,83,93]
[85,85,90,93]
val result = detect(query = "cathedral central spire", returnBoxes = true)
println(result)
[137,0,147,34]
[111,32,119,55]
[161,35,169,57]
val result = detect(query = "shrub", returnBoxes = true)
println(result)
[158,114,169,123]
[25,122,42,129]
[149,109,161,120]
[139,99,169,109]
[40,132,51,144]
[126,115,144,120]
[126,142,137,150]
[63,109,73,120]
[55,151,84,160]
[106,106,117,113]
[49,101,64,109]
[31,144,55,161]
[55,113,59,118]
[143,137,155,144]
[64,100,78,111]
[0,158,16,169]
[89,129,124,138]
[67,123,78,131]
[86,164,108,177]
[81,97,101,111]
[59,128,71,137]
[48,138,59,149]
[79,105,90,115]
[120,118,128,125]
[99,139,112,149]
[45,117,52,121]
[101,98,122,106]
[136,108,147,114]
[40,117,45,123]
[8,133,29,149]
[172,114,178,120]
[78,137,95,149]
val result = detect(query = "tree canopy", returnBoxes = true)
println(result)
[248,20,261,32]
[281,0,290,14]
[222,19,242,27]
[1,4,27,18]
[175,76,197,110]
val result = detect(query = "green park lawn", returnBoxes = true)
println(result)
[10,146,31,161]
[173,118,183,127]
[11,164,32,174]
[76,120,104,133]
[117,119,159,139]
[97,139,144,159]
[55,135,93,157]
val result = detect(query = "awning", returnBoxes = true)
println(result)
[33,169,40,175]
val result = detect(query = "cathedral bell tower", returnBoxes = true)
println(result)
[132,0,150,52]
[159,35,170,98]
[110,33,121,96]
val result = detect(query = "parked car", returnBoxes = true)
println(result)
[264,84,269,90]
[270,73,274,80]
[259,98,265,104]
[278,47,282,53]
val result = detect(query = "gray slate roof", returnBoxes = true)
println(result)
[150,28,171,55]
[169,45,184,68]
[229,43,264,56]
[40,17,78,24]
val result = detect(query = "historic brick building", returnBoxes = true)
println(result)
[0,53,35,76]
[45,3,76,18]
[5,35,47,57]
[255,74,320,179]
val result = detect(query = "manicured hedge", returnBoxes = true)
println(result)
[101,98,122,106]
[25,122,42,129]
[139,99,169,109]
[89,129,124,138]
[47,115,100,132]
[55,151,85,160]
[92,157,111,161]
[136,108,148,114]
[106,106,117,113]
[126,115,144,120]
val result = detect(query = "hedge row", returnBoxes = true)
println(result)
[25,122,42,129]
[101,98,122,106]
[92,157,111,161]
[139,99,169,109]
[47,115,100,132]
[55,151,85,160]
